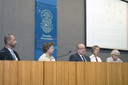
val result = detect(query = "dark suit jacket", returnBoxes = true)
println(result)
[1,47,20,60]
[69,53,90,62]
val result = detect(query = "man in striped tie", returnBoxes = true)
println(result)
[69,43,90,62]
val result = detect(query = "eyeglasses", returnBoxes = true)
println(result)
[79,48,86,50]
[112,55,119,57]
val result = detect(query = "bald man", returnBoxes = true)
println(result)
[1,34,20,60]
[69,44,90,62]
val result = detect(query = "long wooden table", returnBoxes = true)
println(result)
[0,61,128,85]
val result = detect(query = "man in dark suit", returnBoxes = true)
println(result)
[1,34,20,60]
[69,43,90,62]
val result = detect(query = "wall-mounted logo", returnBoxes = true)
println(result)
[40,9,53,34]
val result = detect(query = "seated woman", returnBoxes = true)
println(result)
[90,45,102,62]
[38,42,55,61]
[106,49,122,62]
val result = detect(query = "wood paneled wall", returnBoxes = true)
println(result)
[0,61,128,85]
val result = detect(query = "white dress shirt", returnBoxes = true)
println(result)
[7,48,18,61]
[38,53,55,61]
[90,54,102,62]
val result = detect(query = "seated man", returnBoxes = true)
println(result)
[1,33,20,60]
[69,43,90,62]
[106,49,122,62]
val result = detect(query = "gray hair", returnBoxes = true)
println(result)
[111,49,120,56]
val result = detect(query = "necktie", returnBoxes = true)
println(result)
[82,56,87,62]
[10,50,18,61]
[95,57,98,62]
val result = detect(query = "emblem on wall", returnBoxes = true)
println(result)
[40,9,53,34]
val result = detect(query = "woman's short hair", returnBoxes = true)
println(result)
[43,42,53,53]
[91,45,100,53]
[111,49,120,56]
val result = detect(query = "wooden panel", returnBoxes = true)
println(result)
[56,62,76,85]
[17,61,31,85]
[0,61,4,85]
[84,62,107,85]
[84,62,91,85]
[95,62,107,85]
[76,62,85,85]
[0,61,128,85]
[43,62,57,85]
[107,63,122,85]
[56,62,69,85]
[122,63,128,85]
[4,61,18,85]
[68,62,76,85]
[84,62,97,85]
[30,61,43,85]
[106,62,111,85]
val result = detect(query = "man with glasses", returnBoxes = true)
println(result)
[69,43,90,62]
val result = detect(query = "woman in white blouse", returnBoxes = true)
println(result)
[90,45,102,62]
[38,42,55,61]
[106,49,122,62]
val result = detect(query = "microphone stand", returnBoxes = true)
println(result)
[57,51,72,59]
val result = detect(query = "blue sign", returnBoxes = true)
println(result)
[35,1,57,60]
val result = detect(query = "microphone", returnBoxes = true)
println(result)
[57,51,72,58]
